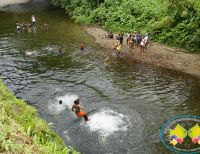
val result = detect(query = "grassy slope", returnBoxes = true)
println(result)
[0,81,79,154]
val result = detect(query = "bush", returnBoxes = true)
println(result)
[51,0,200,52]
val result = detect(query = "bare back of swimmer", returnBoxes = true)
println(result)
[71,99,89,121]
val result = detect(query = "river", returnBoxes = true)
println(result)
[0,1,200,154]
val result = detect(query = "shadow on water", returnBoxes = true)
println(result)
[1,1,200,154]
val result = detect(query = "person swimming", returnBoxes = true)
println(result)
[71,98,89,122]
[80,44,85,50]
[16,22,21,31]
[44,21,49,32]
[58,46,64,55]
[31,15,36,26]
[140,37,145,52]
[104,55,110,65]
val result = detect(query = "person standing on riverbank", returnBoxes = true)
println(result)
[105,31,113,39]
[140,37,145,52]
[137,31,142,47]
[133,32,137,47]
[144,33,149,49]
[127,31,131,45]
[116,32,124,45]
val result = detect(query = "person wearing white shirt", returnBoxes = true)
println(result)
[140,38,145,52]
[31,15,36,25]
[144,33,149,49]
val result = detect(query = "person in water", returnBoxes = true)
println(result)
[59,100,63,105]
[31,15,36,26]
[80,44,85,50]
[44,21,49,32]
[71,98,89,122]
[59,46,64,55]
[16,22,21,31]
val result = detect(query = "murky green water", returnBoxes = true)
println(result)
[0,1,200,154]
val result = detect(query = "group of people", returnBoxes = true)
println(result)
[127,31,149,51]
[106,31,149,52]
[16,15,89,122]
[16,15,49,33]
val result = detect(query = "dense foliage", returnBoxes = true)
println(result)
[52,0,200,52]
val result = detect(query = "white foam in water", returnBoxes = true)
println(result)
[44,45,54,52]
[25,50,37,56]
[63,130,71,142]
[86,109,128,137]
[48,94,78,115]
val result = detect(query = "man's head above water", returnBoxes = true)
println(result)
[74,98,80,105]
[59,100,62,105]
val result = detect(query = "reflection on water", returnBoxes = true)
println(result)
[0,2,200,154]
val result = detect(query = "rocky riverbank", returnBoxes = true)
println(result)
[84,26,200,77]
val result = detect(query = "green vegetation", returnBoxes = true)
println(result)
[52,0,200,52]
[0,80,79,154]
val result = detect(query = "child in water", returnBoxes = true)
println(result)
[58,46,64,55]
[44,21,49,32]
[59,99,89,122]
[80,44,85,50]
[71,98,89,122]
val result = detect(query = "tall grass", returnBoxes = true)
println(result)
[0,80,79,154]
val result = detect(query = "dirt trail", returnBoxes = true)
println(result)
[84,26,200,77]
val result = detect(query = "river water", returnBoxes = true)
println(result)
[0,1,200,154]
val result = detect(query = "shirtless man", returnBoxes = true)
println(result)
[71,98,89,122]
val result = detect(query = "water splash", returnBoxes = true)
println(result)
[25,50,37,57]
[86,108,128,137]
[63,130,71,142]
[43,45,56,52]
[48,94,78,115]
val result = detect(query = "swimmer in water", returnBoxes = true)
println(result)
[71,98,89,122]
[31,15,36,26]
[44,21,49,32]
[104,55,110,65]
[58,46,64,55]
[59,100,63,105]
[80,44,85,50]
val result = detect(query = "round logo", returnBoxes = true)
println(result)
[160,115,200,154]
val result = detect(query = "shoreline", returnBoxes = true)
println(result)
[0,80,79,153]
[0,0,29,7]
[84,26,200,78]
